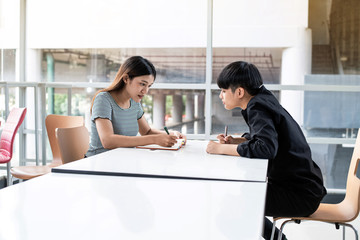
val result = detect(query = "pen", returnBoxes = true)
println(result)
[224,125,228,137]
[164,126,170,135]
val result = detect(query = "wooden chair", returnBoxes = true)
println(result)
[10,114,84,180]
[271,129,360,240]
[0,108,27,186]
[56,125,89,164]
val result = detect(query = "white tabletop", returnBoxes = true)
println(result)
[53,140,268,182]
[0,173,266,240]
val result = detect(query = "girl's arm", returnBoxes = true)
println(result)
[138,116,187,143]
[95,117,177,149]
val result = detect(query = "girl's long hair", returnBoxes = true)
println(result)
[90,56,156,114]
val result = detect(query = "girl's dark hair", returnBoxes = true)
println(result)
[217,61,263,96]
[91,56,156,113]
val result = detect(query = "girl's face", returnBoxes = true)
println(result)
[126,75,154,102]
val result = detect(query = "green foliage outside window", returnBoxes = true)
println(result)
[53,94,67,115]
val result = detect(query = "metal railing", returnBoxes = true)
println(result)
[0,80,359,194]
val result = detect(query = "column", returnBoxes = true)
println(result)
[196,93,205,133]
[185,94,194,121]
[197,93,205,119]
[172,94,183,124]
[25,49,42,166]
[152,93,166,129]
[280,28,312,125]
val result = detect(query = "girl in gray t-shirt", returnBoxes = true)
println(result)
[87,56,186,157]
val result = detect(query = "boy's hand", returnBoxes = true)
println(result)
[217,134,234,144]
[206,140,221,154]
[207,140,240,156]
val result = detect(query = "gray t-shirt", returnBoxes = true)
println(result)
[86,92,144,156]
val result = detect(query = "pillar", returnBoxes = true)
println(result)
[152,93,166,129]
[197,93,205,119]
[172,94,183,124]
[280,28,312,125]
[185,94,194,121]
[196,93,205,133]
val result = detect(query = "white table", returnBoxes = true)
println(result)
[53,140,268,182]
[0,173,267,240]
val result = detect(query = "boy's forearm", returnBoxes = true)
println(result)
[232,137,248,144]
[220,144,240,156]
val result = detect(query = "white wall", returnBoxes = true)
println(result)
[213,0,308,47]
[0,0,19,48]
[26,0,207,48]
[26,0,309,49]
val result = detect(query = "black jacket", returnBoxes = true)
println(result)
[237,86,326,199]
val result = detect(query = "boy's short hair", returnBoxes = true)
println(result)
[217,61,263,95]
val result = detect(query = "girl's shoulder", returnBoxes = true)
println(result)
[94,92,114,106]
[95,91,112,101]
[96,91,110,98]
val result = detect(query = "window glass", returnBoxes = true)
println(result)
[212,48,282,84]
[42,48,206,84]
[309,143,353,189]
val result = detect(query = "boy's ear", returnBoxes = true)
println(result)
[236,87,245,98]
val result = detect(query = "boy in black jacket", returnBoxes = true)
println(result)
[206,61,327,240]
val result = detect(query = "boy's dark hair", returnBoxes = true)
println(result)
[217,61,263,95]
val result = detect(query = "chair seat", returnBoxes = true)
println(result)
[275,202,355,223]
[10,165,55,180]
[309,201,358,223]
[0,150,11,164]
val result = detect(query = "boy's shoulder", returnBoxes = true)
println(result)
[248,88,281,113]
[252,88,278,104]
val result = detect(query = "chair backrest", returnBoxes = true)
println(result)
[45,115,84,165]
[56,125,89,164]
[343,128,360,221]
[0,108,27,163]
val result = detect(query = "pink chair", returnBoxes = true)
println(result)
[0,108,27,186]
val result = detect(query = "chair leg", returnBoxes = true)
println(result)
[341,223,358,240]
[270,220,277,240]
[277,219,294,240]
[6,162,12,186]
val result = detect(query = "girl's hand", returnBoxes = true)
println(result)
[170,130,187,145]
[155,134,178,147]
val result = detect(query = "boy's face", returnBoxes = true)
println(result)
[219,88,239,110]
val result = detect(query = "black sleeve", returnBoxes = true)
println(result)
[241,132,251,140]
[237,102,278,159]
